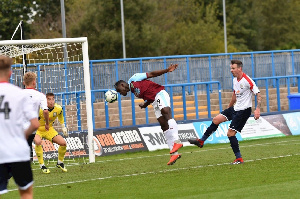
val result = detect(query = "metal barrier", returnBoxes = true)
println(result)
[55,75,300,131]
[253,75,300,112]
[12,49,300,97]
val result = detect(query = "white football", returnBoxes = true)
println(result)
[105,90,118,103]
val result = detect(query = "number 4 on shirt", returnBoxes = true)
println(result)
[0,95,11,119]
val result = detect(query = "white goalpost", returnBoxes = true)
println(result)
[0,37,95,163]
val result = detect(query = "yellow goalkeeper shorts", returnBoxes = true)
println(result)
[36,127,58,142]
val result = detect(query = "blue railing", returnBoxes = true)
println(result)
[11,49,300,98]
[253,75,300,112]
[90,49,300,93]
[57,81,222,130]
[55,75,299,131]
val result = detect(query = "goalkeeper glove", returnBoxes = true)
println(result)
[61,124,69,137]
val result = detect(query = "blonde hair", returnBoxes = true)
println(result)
[23,72,37,86]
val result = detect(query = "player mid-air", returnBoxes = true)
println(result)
[114,64,183,165]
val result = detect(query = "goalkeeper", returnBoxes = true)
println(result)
[34,92,69,173]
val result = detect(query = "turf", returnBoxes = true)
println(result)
[4,135,300,199]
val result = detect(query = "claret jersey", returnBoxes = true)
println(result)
[128,73,164,102]
[233,73,260,111]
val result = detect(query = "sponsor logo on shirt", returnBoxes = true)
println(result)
[134,88,140,97]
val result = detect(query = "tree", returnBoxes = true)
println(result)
[0,1,37,40]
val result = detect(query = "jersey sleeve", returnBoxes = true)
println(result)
[248,78,260,94]
[57,107,65,124]
[128,73,147,84]
[40,94,48,110]
[22,94,38,121]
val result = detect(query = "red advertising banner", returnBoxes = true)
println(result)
[93,127,148,156]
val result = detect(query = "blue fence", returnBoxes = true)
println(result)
[11,49,300,97]
[10,49,300,130]
[53,75,299,131]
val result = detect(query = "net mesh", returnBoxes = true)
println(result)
[0,41,90,164]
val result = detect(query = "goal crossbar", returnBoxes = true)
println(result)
[0,37,88,45]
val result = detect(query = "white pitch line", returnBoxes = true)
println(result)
[8,153,300,192]
[31,139,300,171]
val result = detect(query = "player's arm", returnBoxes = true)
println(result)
[228,92,236,108]
[40,96,49,130]
[254,92,262,120]
[58,109,68,136]
[23,95,40,138]
[139,100,152,109]
[25,118,40,139]
[43,109,49,130]
[147,64,178,78]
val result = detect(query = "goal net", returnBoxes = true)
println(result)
[0,38,95,164]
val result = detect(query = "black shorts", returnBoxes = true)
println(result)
[220,106,252,132]
[0,161,33,194]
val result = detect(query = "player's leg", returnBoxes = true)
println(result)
[11,161,34,199]
[228,107,251,164]
[155,90,182,153]
[33,132,50,174]
[26,134,35,162]
[154,90,182,165]
[0,163,11,195]
[52,135,67,172]
[188,107,230,148]
[160,106,183,154]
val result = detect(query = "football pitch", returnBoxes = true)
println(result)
[4,135,300,199]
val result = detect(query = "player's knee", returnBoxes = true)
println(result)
[60,140,67,146]
[227,129,236,137]
[34,140,42,145]
[161,124,169,132]
[212,115,225,125]
[161,107,172,120]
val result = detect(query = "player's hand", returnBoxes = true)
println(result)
[61,124,69,137]
[254,108,260,120]
[45,124,49,131]
[139,103,147,109]
[167,64,178,72]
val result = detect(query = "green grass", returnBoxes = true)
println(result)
[4,135,300,199]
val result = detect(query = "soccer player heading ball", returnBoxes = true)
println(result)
[114,64,183,165]
[189,60,262,164]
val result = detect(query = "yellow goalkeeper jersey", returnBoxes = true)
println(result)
[38,103,64,131]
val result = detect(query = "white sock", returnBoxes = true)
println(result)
[40,164,45,168]
[164,129,174,150]
[168,119,180,143]
[57,160,63,164]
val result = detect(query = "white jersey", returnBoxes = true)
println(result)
[233,73,260,111]
[0,82,38,164]
[23,88,48,130]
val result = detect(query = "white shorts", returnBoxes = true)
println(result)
[152,90,170,118]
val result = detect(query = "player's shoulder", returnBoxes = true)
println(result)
[128,73,147,83]
[54,103,63,110]
[242,73,254,84]
[25,88,45,97]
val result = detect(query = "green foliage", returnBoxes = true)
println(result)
[0,0,37,40]
[2,0,300,58]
